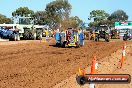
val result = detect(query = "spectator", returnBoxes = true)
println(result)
[55,29,61,46]
[45,30,49,41]
[79,29,84,46]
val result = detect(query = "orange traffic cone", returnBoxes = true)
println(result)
[78,65,85,75]
[90,56,98,74]
[120,46,126,68]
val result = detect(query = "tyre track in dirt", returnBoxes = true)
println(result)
[0,39,128,88]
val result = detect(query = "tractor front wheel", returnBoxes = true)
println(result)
[95,36,99,42]
[62,41,67,48]
[105,34,109,42]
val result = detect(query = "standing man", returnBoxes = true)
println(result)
[79,29,84,46]
[55,29,61,46]
[45,30,49,41]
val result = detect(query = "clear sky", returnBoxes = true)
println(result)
[0,0,131,23]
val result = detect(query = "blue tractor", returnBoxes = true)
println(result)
[0,26,19,41]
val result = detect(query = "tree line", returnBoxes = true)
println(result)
[89,9,128,28]
[0,0,129,30]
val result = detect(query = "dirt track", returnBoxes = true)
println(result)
[0,39,128,88]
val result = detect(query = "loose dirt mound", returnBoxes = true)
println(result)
[0,39,128,88]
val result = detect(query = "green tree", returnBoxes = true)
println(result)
[62,16,83,29]
[0,14,11,24]
[33,11,47,25]
[12,7,34,17]
[89,22,99,27]
[90,10,109,22]
[45,0,72,28]
[108,10,128,22]
[89,10,109,27]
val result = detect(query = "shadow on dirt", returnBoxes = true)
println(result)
[49,44,62,48]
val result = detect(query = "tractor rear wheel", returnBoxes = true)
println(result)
[95,34,99,42]
[37,33,42,40]
[62,41,67,48]
[8,33,17,41]
[16,34,20,41]
[95,36,99,42]
[30,32,36,40]
[123,34,128,41]
[75,42,80,48]
[36,30,42,40]
[23,30,30,40]
[105,34,109,42]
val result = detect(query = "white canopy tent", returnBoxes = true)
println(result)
[115,26,132,29]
